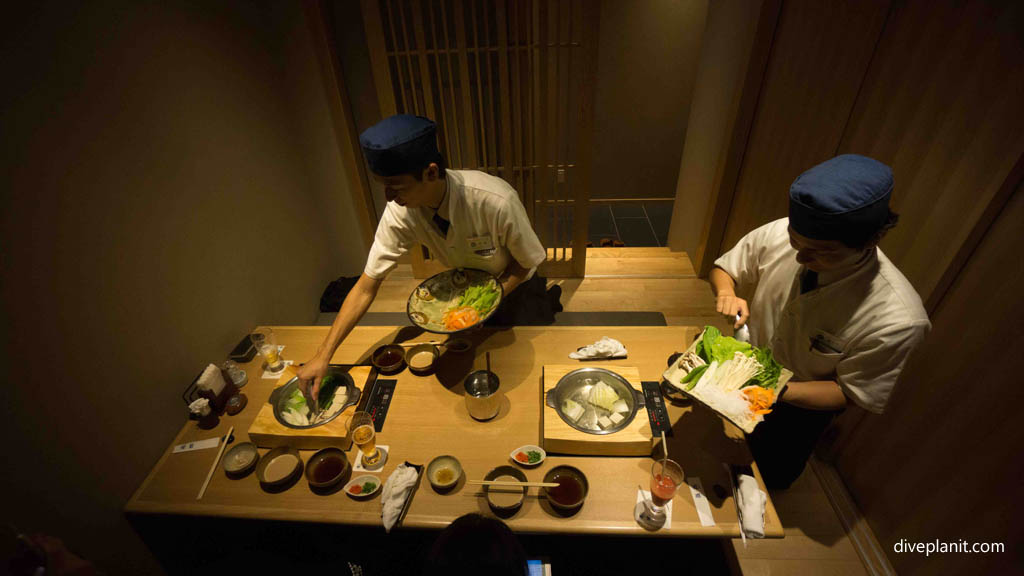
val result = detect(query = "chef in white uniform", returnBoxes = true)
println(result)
[711,154,930,488]
[299,115,554,395]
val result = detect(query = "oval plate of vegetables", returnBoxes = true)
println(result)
[662,326,793,434]
[406,268,504,333]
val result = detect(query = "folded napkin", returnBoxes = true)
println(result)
[736,474,767,538]
[569,337,627,360]
[381,464,419,533]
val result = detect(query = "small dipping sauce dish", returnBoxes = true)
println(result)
[406,343,440,375]
[305,447,350,490]
[372,344,406,374]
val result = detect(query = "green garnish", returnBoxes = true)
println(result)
[526,450,542,464]
[457,281,500,315]
[318,374,341,410]
[682,364,709,390]
[362,481,377,493]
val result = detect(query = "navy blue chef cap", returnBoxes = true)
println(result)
[789,154,893,246]
[359,114,441,177]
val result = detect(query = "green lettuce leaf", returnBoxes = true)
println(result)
[700,325,752,364]
[748,347,782,389]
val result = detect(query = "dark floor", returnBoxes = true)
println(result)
[535,201,673,249]
[133,514,735,575]
[588,201,672,247]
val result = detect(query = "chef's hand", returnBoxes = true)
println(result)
[716,294,749,329]
[297,354,330,399]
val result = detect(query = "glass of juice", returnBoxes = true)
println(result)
[647,458,684,519]
[348,411,383,466]
[251,327,284,373]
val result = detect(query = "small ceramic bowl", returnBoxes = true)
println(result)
[510,445,546,468]
[542,465,589,511]
[223,442,259,477]
[372,344,406,374]
[443,338,472,353]
[304,447,350,489]
[483,465,528,511]
[344,474,382,499]
[406,343,440,374]
[426,455,463,491]
[256,446,303,487]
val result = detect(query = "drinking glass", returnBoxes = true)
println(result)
[251,327,284,373]
[348,411,382,466]
[646,458,684,519]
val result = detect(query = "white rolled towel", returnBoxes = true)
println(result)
[197,363,226,396]
[736,474,766,538]
[381,464,419,533]
[569,337,627,360]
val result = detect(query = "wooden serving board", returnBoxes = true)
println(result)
[248,365,374,450]
[542,365,653,456]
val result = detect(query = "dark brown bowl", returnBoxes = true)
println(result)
[304,447,351,489]
[542,465,589,511]
[372,344,406,374]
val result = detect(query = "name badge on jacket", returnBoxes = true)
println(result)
[467,235,496,256]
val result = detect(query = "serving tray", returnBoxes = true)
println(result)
[661,335,792,434]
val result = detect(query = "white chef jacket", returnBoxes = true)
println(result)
[714,218,930,413]
[364,169,547,281]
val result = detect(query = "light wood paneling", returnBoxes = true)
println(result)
[835,182,1024,576]
[719,0,891,251]
[836,0,1024,306]
[303,0,377,247]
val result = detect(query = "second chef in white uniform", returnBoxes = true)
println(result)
[711,154,930,488]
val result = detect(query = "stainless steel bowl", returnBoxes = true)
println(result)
[544,367,645,435]
[267,367,361,430]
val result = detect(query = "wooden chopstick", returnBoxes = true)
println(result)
[395,341,442,347]
[467,480,559,488]
[197,426,233,500]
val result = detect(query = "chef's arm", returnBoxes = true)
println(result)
[780,380,848,411]
[709,266,748,328]
[298,273,382,396]
[498,259,531,294]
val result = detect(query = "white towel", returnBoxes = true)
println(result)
[569,337,627,360]
[197,363,226,396]
[736,474,766,538]
[381,464,419,533]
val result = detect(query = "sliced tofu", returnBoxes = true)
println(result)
[598,415,614,429]
[609,412,625,425]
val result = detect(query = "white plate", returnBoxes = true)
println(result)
[344,474,381,499]
[509,445,546,467]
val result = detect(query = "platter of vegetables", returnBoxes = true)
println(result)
[406,268,504,333]
[661,326,793,434]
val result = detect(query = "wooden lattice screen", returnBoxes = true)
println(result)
[361,0,598,277]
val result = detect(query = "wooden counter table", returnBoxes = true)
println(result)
[127,326,783,538]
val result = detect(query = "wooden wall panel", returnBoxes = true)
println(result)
[361,0,597,278]
[720,0,891,250]
[837,0,1024,306]
[835,181,1024,576]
